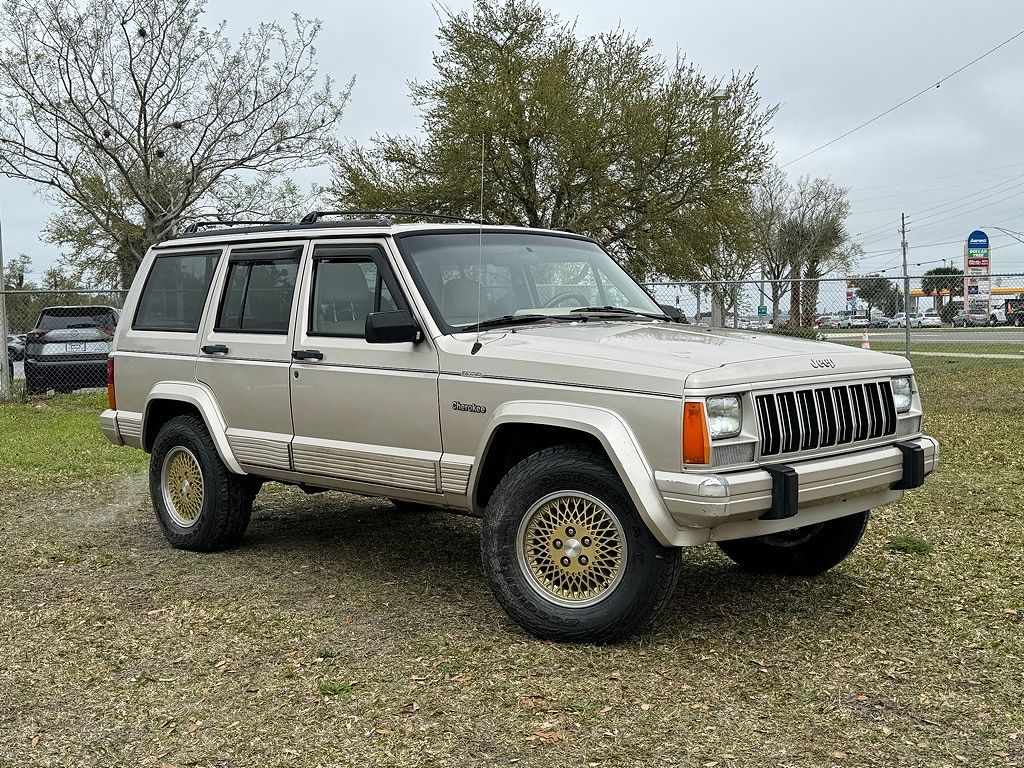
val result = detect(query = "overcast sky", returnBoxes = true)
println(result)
[3,0,1024,281]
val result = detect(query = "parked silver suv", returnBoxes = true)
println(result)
[26,305,119,394]
[100,213,937,642]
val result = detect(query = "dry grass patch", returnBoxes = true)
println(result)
[0,358,1022,767]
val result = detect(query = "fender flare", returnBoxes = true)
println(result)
[472,400,698,547]
[143,381,245,475]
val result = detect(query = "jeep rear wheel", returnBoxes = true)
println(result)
[716,511,869,576]
[149,414,257,552]
[481,445,680,643]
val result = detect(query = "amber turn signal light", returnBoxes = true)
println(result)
[682,401,711,465]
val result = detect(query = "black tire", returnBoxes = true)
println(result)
[716,511,869,576]
[481,444,680,643]
[149,414,257,552]
[24,365,44,395]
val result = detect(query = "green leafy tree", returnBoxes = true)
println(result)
[2,253,31,291]
[0,0,352,288]
[331,0,775,281]
[852,275,902,317]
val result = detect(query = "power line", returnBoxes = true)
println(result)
[850,161,1024,192]
[850,172,1024,205]
[854,179,1024,247]
[855,229,1024,272]
[781,28,1024,168]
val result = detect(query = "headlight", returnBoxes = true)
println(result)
[706,395,742,439]
[892,376,913,413]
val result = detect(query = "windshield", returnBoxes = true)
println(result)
[396,232,663,332]
[37,306,117,330]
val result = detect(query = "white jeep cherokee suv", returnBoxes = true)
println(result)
[100,213,938,642]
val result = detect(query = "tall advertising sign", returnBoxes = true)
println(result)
[964,230,991,317]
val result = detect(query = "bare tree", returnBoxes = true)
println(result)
[750,170,858,324]
[0,0,352,287]
[747,167,792,321]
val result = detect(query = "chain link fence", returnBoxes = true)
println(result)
[2,274,1022,401]
[643,274,1024,361]
[2,289,128,401]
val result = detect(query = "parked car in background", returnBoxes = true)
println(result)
[839,315,870,329]
[920,310,942,328]
[815,315,837,329]
[890,312,922,329]
[24,306,119,395]
[989,307,1007,326]
[1005,298,1024,326]
[870,316,892,328]
[6,333,25,361]
[951,309,987,328]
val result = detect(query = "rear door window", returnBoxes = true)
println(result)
[133,251,221,331]
[215,247,302,334]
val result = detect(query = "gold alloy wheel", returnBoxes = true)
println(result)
[161,446,205,528]
[516,491,627,608]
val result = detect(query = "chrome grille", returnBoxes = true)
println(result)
[755,381,897,457]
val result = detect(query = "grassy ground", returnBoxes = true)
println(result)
[1,360,1022,767]
[829,340,1024,356]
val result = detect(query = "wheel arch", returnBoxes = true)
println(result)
[143,382,245,475]
[470,401,683,546]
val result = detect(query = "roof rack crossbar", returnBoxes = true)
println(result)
[300,209,486,225]
[181,219,289,235]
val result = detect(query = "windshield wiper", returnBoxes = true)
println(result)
[568,305,669,321]
[462,314,555,332]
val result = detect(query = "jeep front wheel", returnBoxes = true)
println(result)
[481,445,680,643]
[150,414,257,552]
[716,511,869,576]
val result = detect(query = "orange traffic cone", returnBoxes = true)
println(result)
[861,327,870,350]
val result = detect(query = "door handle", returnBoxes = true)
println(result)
[201,344,229,355]
[292,349,324,361]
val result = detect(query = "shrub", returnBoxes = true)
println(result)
[770,325,824,341]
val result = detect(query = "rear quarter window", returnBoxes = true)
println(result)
[133,251,221,332]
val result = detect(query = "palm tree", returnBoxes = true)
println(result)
[921,266,963,309]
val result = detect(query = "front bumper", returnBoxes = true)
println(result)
[655,436,938,540]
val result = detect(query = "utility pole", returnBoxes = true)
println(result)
[901,213,910,358]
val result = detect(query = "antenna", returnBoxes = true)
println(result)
[471,134,485,355]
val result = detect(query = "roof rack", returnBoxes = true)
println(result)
[299,209,486,225]
[180,219,289,235]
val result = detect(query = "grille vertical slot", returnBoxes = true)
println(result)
[756,380,897,458]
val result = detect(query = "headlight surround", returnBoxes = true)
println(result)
[706,395,743,439]
[892,376,913,413]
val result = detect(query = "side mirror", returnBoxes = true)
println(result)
[659,304,688,323]
[365,310,422,344]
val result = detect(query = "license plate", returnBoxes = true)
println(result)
[67,341,86,352]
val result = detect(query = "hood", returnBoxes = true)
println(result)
[440,321,910,396]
